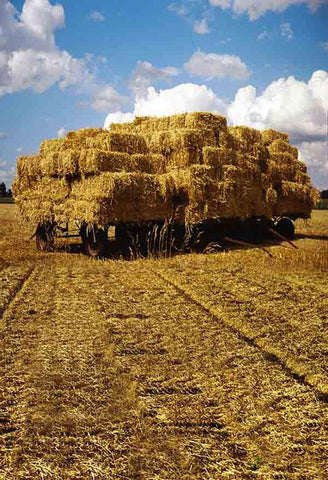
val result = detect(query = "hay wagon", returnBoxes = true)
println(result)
[13,113,318,257]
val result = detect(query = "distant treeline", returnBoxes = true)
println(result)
[316,190,328,209]
[0,182,12,197]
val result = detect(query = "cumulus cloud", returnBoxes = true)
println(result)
[103,70,328,187]
[0,0,93,96]
[0,0,124,112]
[0,164,15,184]
[228,70,328,141]
[88,11,106,22]
[281,22,294,40]
[210,0,325,20]
[298,141,328,189]
[209,0,231,7]
[16,146,23,153]
[257,29,271,40]
[133,83,227,117]
[91,85,128,113]
[167,3,188,17]
[193,18,210,34]
[104,112,135,130]
[57,127,67,138]
[185,50,250,80]
[0,132,9,139]
[321,42,328,51]
[127,61,179,94]
[104,83,227,128]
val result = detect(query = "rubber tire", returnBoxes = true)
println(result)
[275,217,295,240]
[36,223,54,252]
[83,228,108,258]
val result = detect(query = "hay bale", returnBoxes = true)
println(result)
[79,150,131,175]
[14,112,318,225]
[17,155,42,177]
[229,126,262,152]
[268,140,298,158]
[111,113,227,136]
[68,172,179,224]
[85,132,148,155]
[147,129,217,169]
[262,129,289,145]
[66,128,104,140]
[14,177,71,224]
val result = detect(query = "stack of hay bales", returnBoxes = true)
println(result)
[13,113,318,228]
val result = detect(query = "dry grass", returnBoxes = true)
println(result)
[0,205,327,479]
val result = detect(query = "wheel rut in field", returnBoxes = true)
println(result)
[0,264,36,322]
[153,267,328,401]
[1,258,327,479]
[100,262,328,478]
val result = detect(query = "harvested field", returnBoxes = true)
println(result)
[0,204,327,479]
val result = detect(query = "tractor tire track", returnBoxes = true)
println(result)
[0,264,36,322]
[154,268,328,402]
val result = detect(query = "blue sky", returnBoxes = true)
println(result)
[0,0,327,188]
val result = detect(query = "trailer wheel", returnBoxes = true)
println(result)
[36,223,54,252]
[274,217,295,240]
[83,227,108,258]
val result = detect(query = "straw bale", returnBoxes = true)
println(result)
[111,113,228,136]
[68,172,178,224]
[146,128,217,169]
[79,150,131,175]
[268,139,298,158]
[294,160,307,173]
[39,138,65,155]
[223,165,242,181]
[57,150,80,176]
[17,155,42,178]
[229,126,262,152]
[262,129,289,145]
[66,128,104,140]
[85,132,148,155]
[266,187,278,205]
[12,176,39,197]
[184,165,219,223]
[267,155,297,183]
[15,177,71,223]
[40,153,59,176]
[294,171,311,185]
[203,147,237,175]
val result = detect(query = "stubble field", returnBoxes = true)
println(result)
[0,204,327,479]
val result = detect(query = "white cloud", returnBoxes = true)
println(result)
[0,132,8,139]
[57,127,67,138]
[321,42,328,51]
[281,22,294,40]
[193,18,211,34]
[124,83,227,118]
[228,70,328,142]
[104,112,135,129]
[0,160,7,168]
[0,0,122,111]
[16,146,23,153]
[127,61,179,94]
[257,29,271,40]
[298,141,328,189]
[0,0,94,96]
[167,3,188,17]
[211,0,325,20]
[91,85,128,113]
[0,165,15,184]
[103,70,328,189]
[209,0,231,7]
[88,11,106,22]
[184,50,250,80]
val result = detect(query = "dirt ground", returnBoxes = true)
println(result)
[0,205,327,479]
